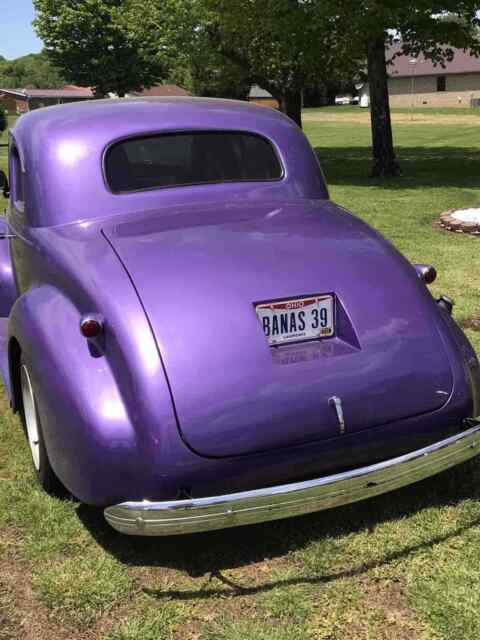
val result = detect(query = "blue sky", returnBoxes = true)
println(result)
[0,0,43,60]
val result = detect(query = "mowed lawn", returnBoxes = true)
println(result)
[1,110,480,640]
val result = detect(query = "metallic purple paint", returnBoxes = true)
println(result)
[104,201,453,458]
[11,97,327,227]
[0,98,478,525]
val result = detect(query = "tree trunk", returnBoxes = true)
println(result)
[367,36,401,177]
[278,90,303,128]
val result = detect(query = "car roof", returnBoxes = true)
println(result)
[11,98,327,227]
[15,96,287,134]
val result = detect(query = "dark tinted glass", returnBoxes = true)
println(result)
[105,131,283,193]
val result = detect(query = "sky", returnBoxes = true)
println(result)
[0,0,43,60]
[0,3,478,62]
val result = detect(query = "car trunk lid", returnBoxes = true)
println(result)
[103,200,453,458]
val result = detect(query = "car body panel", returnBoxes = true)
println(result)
[104,199,454,457]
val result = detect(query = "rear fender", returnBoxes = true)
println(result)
[8,285,142,504]
[440,309,480,415]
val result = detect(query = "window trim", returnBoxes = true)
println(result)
[102,129,285,195]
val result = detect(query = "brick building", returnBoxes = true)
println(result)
[359,45,480,108]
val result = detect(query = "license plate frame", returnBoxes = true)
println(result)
[255,294,335,347]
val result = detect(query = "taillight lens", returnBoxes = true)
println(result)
[80,317,103,338]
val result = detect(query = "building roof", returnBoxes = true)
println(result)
[62,85,93,94]
[130,84,191,97]
[249,85,274,99]
[0,87,93,99]
[388,43,480,78]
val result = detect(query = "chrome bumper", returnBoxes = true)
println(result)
[104,420,480,536]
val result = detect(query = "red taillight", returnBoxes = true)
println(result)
[80,317,103,338]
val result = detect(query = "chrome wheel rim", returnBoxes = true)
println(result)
[20,364,40,471]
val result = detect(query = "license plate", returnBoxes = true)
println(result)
[255,295,335,346]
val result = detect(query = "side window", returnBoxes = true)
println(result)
[9,146,25,213]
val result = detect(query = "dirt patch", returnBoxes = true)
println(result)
[342,578,428,640]
[303,111,480,126]
[0,579,20,640]
[460,315,480,332]
[0,557,79,640]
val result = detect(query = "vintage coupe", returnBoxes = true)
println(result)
[1,97,480,536]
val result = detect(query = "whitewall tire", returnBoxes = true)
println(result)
[19,358,64,495]
[21,364,41,471]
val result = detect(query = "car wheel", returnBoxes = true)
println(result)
[20,359,64,495]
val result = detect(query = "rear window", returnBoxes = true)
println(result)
[105,131,283,193]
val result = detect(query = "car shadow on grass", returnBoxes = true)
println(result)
[314,146,480,189]
[77,458,480,598]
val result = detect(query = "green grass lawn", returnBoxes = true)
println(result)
[2,111,480,639]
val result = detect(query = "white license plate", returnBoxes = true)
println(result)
[255,295,335,346]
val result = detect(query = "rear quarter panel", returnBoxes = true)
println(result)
[6,223,185,504]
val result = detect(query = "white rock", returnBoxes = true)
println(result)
[451,208,480,223]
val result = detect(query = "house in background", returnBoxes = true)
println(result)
[248,85,280,109]
[126,84,191,98]
[0,86,94,113]
[358,44,480,108]
[0,84,192,114]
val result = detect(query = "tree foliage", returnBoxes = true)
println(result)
[33,0,167,96]
[133,0,364,126]
[0,52,65,89]
[126,0,251,99]
[189,50,251,101]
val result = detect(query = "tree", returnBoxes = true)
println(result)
[0,52,65,89]
[134,2,252,101]
[189,50,251,101]
[33,0,167,96]
[331,2,480,176]
[203,0,366,126]
[133,0,364,127]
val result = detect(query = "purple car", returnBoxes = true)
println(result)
[1,97,479,536]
